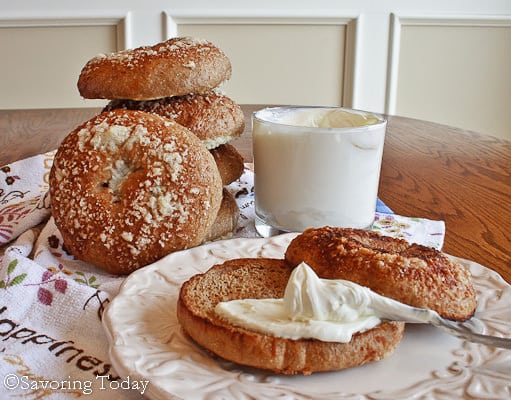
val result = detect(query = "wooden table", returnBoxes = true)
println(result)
[1,106,510,283]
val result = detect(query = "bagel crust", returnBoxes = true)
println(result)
[78,37,232,100]
[177,258,405,375]
[204,188,239,242]
[105,92,245,149]
[285,227,477,321]
[210,143,245,185]
[49,109,222,274]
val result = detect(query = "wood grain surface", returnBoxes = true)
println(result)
[1,106,509,283]
[380,115,510,282]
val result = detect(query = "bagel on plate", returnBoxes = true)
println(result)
[177,257,405,375]
[285,227,477,321]
[178,227,478,374]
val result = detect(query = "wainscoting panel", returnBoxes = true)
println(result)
[388,15,511,140]
[175,22,348,106]
[0,16,130,109]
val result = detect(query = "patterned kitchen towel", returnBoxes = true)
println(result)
[0,151,54,245]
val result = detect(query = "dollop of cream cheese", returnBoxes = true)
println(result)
[278,108,380,128]
[215,262,414,343]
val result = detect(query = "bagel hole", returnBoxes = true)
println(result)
[100,158,139,204]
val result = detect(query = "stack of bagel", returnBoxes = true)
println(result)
[49,37,244,275]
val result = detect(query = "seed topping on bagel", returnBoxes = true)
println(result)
[91,37,213,69]
[50,109,222,274]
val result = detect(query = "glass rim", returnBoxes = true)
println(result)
[252,106,387,133]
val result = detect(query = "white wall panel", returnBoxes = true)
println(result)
[387,15,511,139]
[0,15,129,109]
[175,23,347,106]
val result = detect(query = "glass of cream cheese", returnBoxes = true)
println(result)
[252,106,386,236]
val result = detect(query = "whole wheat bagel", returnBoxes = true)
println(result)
[105,92,245,149]
[285,227,477,321]
[78,37,232,100]
[204,188,239,242]
[210,143,244,185]
[49,109,222,274]
[177,258,405,375]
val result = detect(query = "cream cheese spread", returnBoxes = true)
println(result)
[215,262,417,343]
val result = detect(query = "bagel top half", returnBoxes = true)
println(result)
[77,36,232,100]
[49,109,222,275]
[285,227,477,321]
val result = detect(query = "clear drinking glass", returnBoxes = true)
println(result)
[252,106,387,237]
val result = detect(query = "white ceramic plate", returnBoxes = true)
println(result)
[102,233,511,400]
